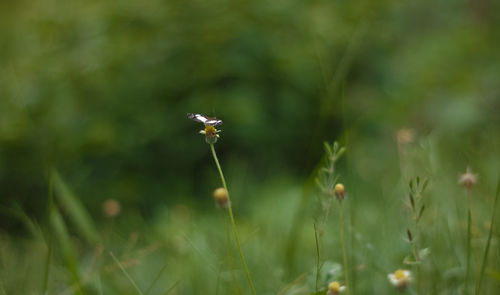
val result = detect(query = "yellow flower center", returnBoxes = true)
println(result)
[328,281,341,291]
[395,269,406,280]
[205,125,216,136]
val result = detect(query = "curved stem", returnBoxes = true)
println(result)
[314,222,320,293]
[210,144,256,295]
[339,201,349,294]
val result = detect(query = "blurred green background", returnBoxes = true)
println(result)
[1,0,500,294]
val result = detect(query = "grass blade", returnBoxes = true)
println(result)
[163,279,181,295]
[42,232,53,295]
[314,222,320,293]
[42,174,54,295]
[0,204,42,239]
[52,170,99,244]
[145,262,168,295]
[50,206,83,295]
[109,252,144,295]
[476,174,500,293]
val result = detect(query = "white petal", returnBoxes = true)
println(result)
[388,274,398,286]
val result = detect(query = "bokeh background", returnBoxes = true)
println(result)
[1,0,500,294]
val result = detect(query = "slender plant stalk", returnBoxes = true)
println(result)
[145,262,168,295]
[42,174,54,295]
[314,222,320,293]
[210,144,256,295]
[164,280,181,295]
[476,175,500,293]
[465,188,472,294]
[110,252,145,295]
[465,209,471,294]
[338,201,349,294]
[413,221,422,293]
[225,215,243,295]
[42,234,52,295]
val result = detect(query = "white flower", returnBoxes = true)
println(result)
[459,167,477,190]
[327,281,346,295]
[388,269,411,291]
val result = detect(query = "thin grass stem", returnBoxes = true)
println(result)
[465,209,471,294]
[145,262,168,295]
[225,215,243,295]
[339,201,349,294]
[42,174,54,295]
[163,279,181,295]
[210,144,256,295]
[314,222,320,292]
[476,175,500,293]
[109,252,144,295]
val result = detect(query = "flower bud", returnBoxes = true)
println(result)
[459,167,477,191]
[213,187,229,208]
[102,199,121,218]
[334,183,346,200]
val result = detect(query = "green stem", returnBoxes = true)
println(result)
[210,144,256,295]
[314,222,320,293]
[339,201,349,294]
[465,209,471,294]
[476,175,500,294]
[110,252,144,295]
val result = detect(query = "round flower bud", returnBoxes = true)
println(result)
[213,187,229,208]
[102,199,121,218]
[334,183,346,200]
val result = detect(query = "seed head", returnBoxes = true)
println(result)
[102,199,121,218]
[459,167,477,191]
[397,127,415,145]
[213,187,229,208]
[334,183,346,200]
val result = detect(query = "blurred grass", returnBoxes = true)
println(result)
[0,0,500,294]
[52,170,99,245]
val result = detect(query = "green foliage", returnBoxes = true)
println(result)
[1,0,500,294]
[52,170,99,244]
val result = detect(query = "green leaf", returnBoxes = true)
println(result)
[323,142,333,157]
[417,205,426,221]
[333,142,339,153]
[50,207,83,294]
[52,170,99,244]
[422,179,429,192]
[336,147,346,160]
